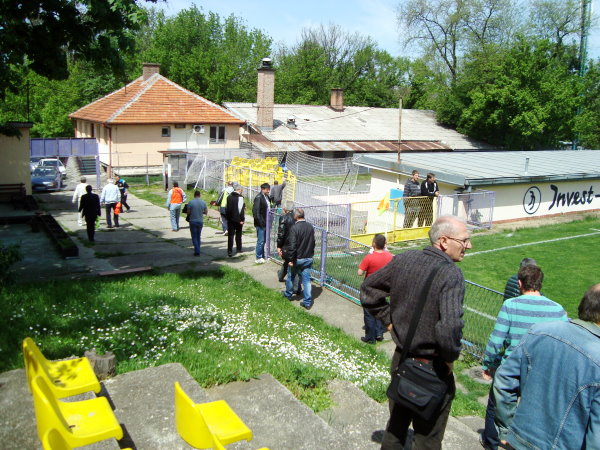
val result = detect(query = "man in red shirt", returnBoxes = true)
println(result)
[358,234,393,343]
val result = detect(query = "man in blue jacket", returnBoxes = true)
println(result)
[494,283,600,450]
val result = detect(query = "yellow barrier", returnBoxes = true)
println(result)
[224,158,297,202]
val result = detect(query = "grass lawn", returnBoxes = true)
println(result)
[0,266,486,416]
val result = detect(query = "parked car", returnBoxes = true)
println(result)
[31,167,63,191]
[29,157,41,173]
[38,158,66,179]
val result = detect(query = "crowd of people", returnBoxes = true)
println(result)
[73,176,599,450]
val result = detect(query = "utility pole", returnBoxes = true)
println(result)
[573,0,592,149]
[397,97,403,163]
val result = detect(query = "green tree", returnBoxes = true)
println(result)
[0,0,152,99]
[575,60,600,148]
[454,38,581,148]
[135,6,272,103]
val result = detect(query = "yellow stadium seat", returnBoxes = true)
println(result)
[23,337,100,399]
[31,376,123,448]
[174,381,252,449]
[42,428,132,450]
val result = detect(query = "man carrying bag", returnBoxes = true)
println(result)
[360,216,471,449]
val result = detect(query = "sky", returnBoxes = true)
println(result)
[156,0,600,60]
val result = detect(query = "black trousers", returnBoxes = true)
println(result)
[227,221,243,254]
[84,217,96,242]
[381,352,456,450]
[121,193,130,210]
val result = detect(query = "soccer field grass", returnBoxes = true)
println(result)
[460,216,600,317]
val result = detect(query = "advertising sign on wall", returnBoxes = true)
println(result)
[523,183,600,216]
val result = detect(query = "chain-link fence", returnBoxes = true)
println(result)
[437,190,495,229]
[267,208,503,360]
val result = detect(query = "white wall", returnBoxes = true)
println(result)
[369,169,600,223]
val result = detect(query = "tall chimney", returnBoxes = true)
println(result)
[142,63,161,81]
[330,88,344,111]
[256,58,275,130]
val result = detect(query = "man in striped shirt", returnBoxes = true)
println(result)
[480,265,568,450]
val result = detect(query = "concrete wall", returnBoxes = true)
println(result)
[75,121,240,168]
[369,169,600,223]
[0,126,31,195]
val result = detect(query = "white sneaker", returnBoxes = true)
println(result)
[255,258,266,264]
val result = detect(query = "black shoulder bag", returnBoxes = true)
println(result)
[386,262,450,421]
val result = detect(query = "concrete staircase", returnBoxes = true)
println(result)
[0,363,483,450]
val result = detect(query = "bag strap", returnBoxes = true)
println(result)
[396,261,448,364]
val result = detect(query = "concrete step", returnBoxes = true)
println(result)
[206,373,355,450]
[318,378,483,450]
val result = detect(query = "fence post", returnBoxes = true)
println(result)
[266,209,272,259]
[203,155,207,190]
[319,228,327,286]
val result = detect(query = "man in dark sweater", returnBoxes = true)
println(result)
[252,182,270,264]
[276,201,296,282]
[361,215,472,449]
[225,184,245,257]
[403,170,421,228]
[418,172,439,227]
[283,208,316,310]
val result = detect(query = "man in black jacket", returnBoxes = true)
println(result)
[283,208,316,310]
[252,183,270,264]
[276,201,295,282]
[419,172,439,227]
[225,184,245,257]
[78,185,101,242]
[361,215,471,449]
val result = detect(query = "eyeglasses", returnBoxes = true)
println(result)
[444,236,471,246]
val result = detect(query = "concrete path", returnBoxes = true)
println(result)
[1,189,484,447]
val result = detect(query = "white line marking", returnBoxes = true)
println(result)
[465,306,496,321]
[466,230,600,257]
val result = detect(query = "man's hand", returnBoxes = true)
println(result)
[277,248,283,257]
[240,221,244,225]
[387,324,393,332]
[482,368,494,382]
[289,262,294,267]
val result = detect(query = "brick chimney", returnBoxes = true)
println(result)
[330,88,344,111]
[142,63,161,81]
[256,58,275,130]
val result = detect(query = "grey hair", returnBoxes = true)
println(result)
[428,216,466,244]
[294,208,305,220]
[80,176,87,183]
[283,201,294,211]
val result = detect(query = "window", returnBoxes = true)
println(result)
[174,124,186,129]
[209,125,225,143]
[161,126,171,137]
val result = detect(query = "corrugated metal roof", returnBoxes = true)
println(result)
[244,134,450,152]
[226,103,490,150]
[70,75,244,125]
[354,150,600,187]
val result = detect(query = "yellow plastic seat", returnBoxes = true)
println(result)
[23,337,101,398]
[174,381,252,449]
[31,375,123,448]
[42,428,132,450]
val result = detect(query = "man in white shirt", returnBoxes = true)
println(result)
[100,178,121,228]
[72,177,88,226]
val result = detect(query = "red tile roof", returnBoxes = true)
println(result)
[69,75,244,125]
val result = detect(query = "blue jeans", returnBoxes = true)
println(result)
[363,308,385,341]
[169,204,181,230]
[189,220,203,255]
[285,258,313,306]
[255,226,266,259]
[482,383,500,449]
[219,207,228,232]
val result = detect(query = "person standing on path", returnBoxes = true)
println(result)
[361,215,471,449]
[480,265,568,450]
[276,201,296,283]
[493,284,600,449]
[78,185,101,242]
[358,234,393,344]
[269,178,287,208]
[252,182,270,264]
[116,174,131,212]
[72,176,87,226]
[216,181,234,235]
[186,190,208,256]
[284,208,316,310]
[100,178,121,228]
[166,181,186,231]
[225,184,245,257]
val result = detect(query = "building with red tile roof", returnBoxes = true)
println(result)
[69,63,244,174]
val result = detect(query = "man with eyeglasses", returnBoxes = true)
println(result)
[360,215,471,449]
